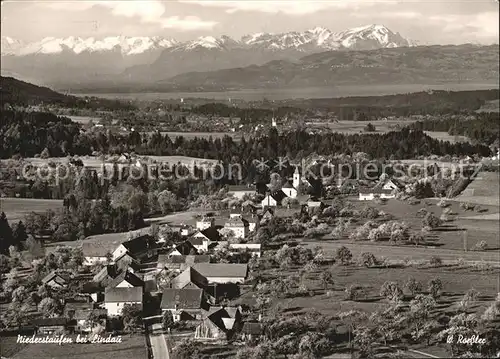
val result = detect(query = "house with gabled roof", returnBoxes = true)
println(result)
[104,287,143,316]
[261,189,287,208]
[223,217,249,239]
[82,241,112,266]
[33,318,68,335]
[93,265,119,287]
[112,234,156,261]
[188,226,223,252]
[359,177,405,201]
[194,306,242,340]
[114,252,140,273]
[192,263,248,284]
[170,267,208,290]
[196,216,215,231]
[157,255,211,272]
[107,270,144,289]
[160,288,209,322]
[42,271,69,289]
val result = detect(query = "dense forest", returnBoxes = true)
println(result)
[185,89,499,122]
[282,89,499,116]
[410,112,500,146]
[0,109,493,159]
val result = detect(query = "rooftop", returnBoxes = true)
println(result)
[104,287,143,303]
[107,270,144,288]
[160,288,204,310]
[193,263,248,279]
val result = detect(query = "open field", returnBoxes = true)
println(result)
[423,131,469,143]
[9,334,147,359]
[347,197,499,251]
[457,171,500,206]
[476,99,500,113]
[308,241,499,264]
[307,119,415,134]
[0,198,63,222]
[67,115,101,124]
[0,155,219,170]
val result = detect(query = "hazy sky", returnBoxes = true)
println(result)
[1,0,499,45]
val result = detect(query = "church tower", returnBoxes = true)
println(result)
[271,117,277,127]
[293,167,301,189]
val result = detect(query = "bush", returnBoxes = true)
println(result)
[437,198,450,208]
[359,252,378,267]
[404,277,423,296]
[429,256,442,267]
[380,281,404,302]
[416,208,428,218]
[345,285,366,301]
[474,240,488,251]
[460,202,475,211]
[336,246,352,266]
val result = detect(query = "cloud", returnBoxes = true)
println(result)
[181,0,397,15]
[354,11,422,19]
[41,1,218,31]
[429,11,499,40]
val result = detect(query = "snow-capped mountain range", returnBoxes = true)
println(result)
[0,24,417,90]
[1,24,413,56]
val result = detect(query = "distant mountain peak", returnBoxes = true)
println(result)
[1,35,178,56]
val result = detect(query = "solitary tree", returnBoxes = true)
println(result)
[336,246,352,266]
[320,270,334,291]
[428,278,443,298]
[162,310,175,330]
[380,281,404,303]
[404,277,423,297]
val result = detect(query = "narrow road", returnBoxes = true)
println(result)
[149,323,170,359]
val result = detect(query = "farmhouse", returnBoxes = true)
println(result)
[157,254,211,272]
[114,252,141,273]
[193,263,248,284]
[93,265,119,287]
[41,271,69,289]
[359,178,405,200]
[104,287,143,316]
[223,217,249,239]
[261,190,287,207]
[189,226,222,252]
[195,306,242,340]
[170,266,208,290]
[112,234,156,260]
[106,270,144,288]
[160,288,209,322]
[33,318,68,335]
[65,303,107,333]
[196,216,215,231]
[82,241,111,266]
[227,184,256,199]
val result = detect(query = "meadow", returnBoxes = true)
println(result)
[67,115,102,124]
[0,198,63,222]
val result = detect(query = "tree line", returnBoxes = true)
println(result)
[1,109,493,159]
